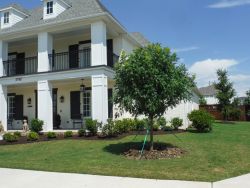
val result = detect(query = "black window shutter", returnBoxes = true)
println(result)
[69,45,79,69]
[16,53,25,75]
[107,39,113,67]
[70,91,81,119]
[15,95,23,120]
[108,88,113,119]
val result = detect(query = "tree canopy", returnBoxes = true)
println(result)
[114,43,195,150]
[244,90,250,105]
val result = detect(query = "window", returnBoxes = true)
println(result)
[47,1,53,14]
[7,96,15,120]
[4,12,9,24]
[83,91,91,117]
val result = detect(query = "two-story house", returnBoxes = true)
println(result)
[0,0,199,132]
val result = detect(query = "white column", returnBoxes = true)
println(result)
[91,21,107,66]
[0,84,7,131]
[37,80,53,131]
[38,32,53,72]
[91,75,108,124]
[0,41,8,77]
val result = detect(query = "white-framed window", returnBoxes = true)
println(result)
[4,12,9,24]
[83,91,91,118]
[47,1,54,14]
[7,96,15,120]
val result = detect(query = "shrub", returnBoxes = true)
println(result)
[102,119,119,137]
[27,132,39,141]
[3,133,18,142]
[13,131,21,137]
[47,132,57,139]
[85,118,100,136]
[122,118,136,131]
[78,129,86,137]
[134,119,146,131]
[157,117,167,129]
[64,131,73,138]
[171,117,183,130]
[188,110,214,132]
[162,125,174,131]
[115,120,129,134]
[228,107,241,121]
[153,120,160,131]
[30,119,44,133]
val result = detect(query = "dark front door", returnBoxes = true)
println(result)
[69,45,79,69]
[70,91,81,119]
[15,95,23,120]
[107,39,114,67]
[246,105,250,121]
[108,88,113,118]
[16,53,25,75]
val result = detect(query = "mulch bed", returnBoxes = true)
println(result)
[124,142,186,160]
[0,130,186,146]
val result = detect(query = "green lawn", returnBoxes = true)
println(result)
[0,122,249,182]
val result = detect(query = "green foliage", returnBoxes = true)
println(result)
[199,96,207,105]
[3,133,18,142]
[152,122,159,131]
[214,70,236,121]
[78,129,86,137]
[134,119,146,131]
[47,132,57,139]
[27,132,39,141]
[244,90,250,105]
[13,131,21,138]
[102,119,120,137]
[64,131,73,138]
[156,117,167,129]
[171,117,183,130]
[228,107,241,121]
[162,125,174,131]
[188,110,214,132]
[114,120,130,133]
[85,118,100,136]
[30,119,44,133]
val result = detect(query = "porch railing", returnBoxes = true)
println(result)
[49,48,91,72]
[3,56,38,77]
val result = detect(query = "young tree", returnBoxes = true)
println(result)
[114,44,195,151]
[214,69,235,121]
[199,96,207,105]
[244,90,250,105]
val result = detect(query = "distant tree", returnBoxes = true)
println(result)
[199,96,207,105]
[114,44,195,151]
[244,90,250,105]
[214,69,236,121]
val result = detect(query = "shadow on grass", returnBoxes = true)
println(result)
[103,142,176,155]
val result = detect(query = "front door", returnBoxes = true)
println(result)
[70,91,81,119]
[52,89,58,129]
[16,53,25,75]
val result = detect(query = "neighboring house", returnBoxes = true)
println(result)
[0,0,198,132]
[199,85,218,105]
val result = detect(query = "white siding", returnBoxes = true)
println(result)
[1,9,26,29]
[43,0,68,20]
[205,95,218,105]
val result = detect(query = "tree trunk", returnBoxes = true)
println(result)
[149,116,154,151]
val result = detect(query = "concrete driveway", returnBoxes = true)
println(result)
[0,168,249,188]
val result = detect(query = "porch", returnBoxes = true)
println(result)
[4,78,114,131]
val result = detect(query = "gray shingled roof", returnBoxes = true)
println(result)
[0,0,111,35]
[199,85,217,96]
[0,3,30,16]
[130,32,150,47]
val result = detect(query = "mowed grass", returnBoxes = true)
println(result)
[0,122,249,182]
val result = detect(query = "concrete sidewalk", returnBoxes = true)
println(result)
[0,168,249,188]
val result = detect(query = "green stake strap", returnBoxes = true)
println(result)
[140,128,150,159]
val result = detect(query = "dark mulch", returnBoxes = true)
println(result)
[123,142,186,160]
[0,130,186,146]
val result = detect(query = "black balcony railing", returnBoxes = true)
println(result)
[3,56,38,77]
[49,49,91,72]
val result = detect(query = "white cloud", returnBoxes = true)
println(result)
[189,58,250,96]
[208,0,250,8]
[173,46,199,53]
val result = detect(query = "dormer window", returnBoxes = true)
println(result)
[4,12,9,24]
[47,1,53,14]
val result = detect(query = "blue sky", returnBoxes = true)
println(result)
[1,0,250,96]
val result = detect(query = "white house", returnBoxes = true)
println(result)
[0,0,199,132]
[199,85,218,105]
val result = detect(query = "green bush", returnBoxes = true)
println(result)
[162,125,174,131]
[78,129,86,137]
[115,120,130,133]
[3,133,18,142]
[157,117,167,128]
[30,119,44,133]
[47,132,57,139]
[27,132,39,141]
[171,117,183,130]
[102,119,119,137]
[188,110,214,132]
[64,131,73,138]
[85,118,100,136]
[13,131,21,137]
[153,120,160,131]
[134,119,146,131]
[122,118,136,131]
[228,107,241,121]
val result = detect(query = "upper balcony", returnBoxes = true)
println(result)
[0,21,120,78]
